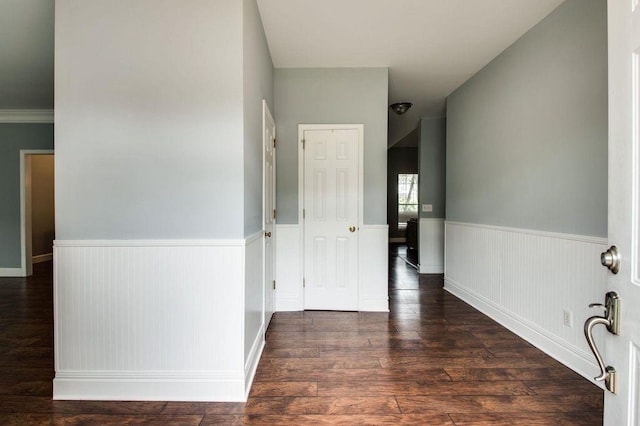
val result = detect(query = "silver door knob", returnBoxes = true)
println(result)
[600,245,620,274]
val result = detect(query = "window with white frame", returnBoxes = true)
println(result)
[398,173,418,229]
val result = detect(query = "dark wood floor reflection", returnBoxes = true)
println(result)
[0,249,603,425]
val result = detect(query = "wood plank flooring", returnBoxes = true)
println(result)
[0,247,603,425]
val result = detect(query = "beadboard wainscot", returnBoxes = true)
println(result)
[419,218,445,274]
[274,224,303,311]
[358,225,389,311]
[53,233,265,402]
[275,224,389,312]
[444,221,608,385]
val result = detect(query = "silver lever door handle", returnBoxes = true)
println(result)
[583,291,620,394]
[584,315,614,382]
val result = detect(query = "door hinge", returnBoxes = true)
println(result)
[302,209,305,219]
[301,139,305,149]
[303,278,305,288]
[273,209,276,220]
[273,138,276,148]
[272,280,276,290]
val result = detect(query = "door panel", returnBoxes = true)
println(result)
[263,101,276,330]
[303,128,359,310]
[602,1,640,424]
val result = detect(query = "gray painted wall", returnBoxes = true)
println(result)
[0,124,54,268]
[419,117,446,219]
[55,0,245,240]
[274,68,389,224]
[387,147,419,239]
[446,0,607,237]
[0,0,54,108]
[31,154,55,256]
[243,0,274,237]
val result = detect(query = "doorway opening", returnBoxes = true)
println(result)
[20,150,55,277]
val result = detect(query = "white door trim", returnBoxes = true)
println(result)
[19,149,54,277]
[298,124,364,309]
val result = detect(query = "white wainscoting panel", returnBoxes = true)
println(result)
[275,224,389,312]
[359,225,389,312]
[419,218,444,274]
[53,238,261,401]
[444,221,608,383]
[275,225,303,311]
[243,231,265,397]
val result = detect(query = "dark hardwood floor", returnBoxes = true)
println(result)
[0,249,603,425]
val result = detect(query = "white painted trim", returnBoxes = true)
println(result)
[0,109,54,123]
[244,324,265,399]
[54,239,247,248]
[17,150,54,278]
[361,224,388,230]
[446,220,608,245]
[358,299,390,312]
[53,371,246,402]
[275,298,303,312]
[244,230,264,245]
[444,277,604,390]
[275,224,299,229]
[0,268,24,277]
[32,253,53,264]
[298,124,365,311]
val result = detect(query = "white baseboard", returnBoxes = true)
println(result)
[244,324,265,399]
[275,298,303,312]
[53,371,246,402]
[32,253,53,264]
[0,267,25,277]
[358,299,390,312]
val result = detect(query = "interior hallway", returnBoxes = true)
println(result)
[0,250,602,424]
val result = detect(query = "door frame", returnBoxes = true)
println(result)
[298,124,364,308]
[20,149,55,277]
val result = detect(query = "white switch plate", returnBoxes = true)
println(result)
[422,204,433,213]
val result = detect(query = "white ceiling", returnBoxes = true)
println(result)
[256,0,566,145]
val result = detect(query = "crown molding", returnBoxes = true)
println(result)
[0,109,54,123]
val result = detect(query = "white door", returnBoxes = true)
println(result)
[601,1,640,424]
[302,126,361,311]
[263,101,276,330]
